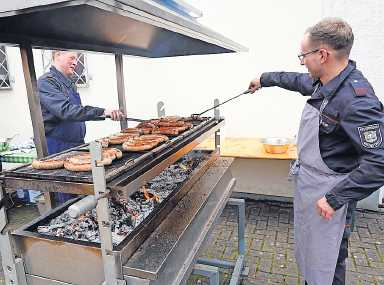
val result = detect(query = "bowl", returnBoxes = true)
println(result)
[261,137,291,154]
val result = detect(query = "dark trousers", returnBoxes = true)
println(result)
[305,236,348,285]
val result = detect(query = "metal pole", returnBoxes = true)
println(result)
[90,142,125,285]
[0,181,27,285]
[228,198,246,255]
[20,44,54,210]
[115,54,128,130]
[157,101,165,118]
[214,99,220,154]
[20,44,48,158]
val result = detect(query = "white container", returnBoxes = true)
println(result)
[68,195,98,218]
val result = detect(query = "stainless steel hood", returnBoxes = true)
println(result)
[0,0,247,57]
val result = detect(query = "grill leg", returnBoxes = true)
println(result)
[0,181,27,285]
[90,142,126,285]
[192,264,220,285]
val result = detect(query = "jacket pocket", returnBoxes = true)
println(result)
[319,112,339,134]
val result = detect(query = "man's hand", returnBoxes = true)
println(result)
[248,77,262,93]
[316,197,335,220]
[104,109,124,121]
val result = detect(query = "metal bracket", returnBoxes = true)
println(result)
[214,99,220,120]
[90,142,126,285]
[214,99,220,153]
[192,264,219,285]
[0,178,8,234]
[157,101,165,118]
[0,233,27,285]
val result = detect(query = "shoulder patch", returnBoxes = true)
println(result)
[358,124,382,149]
[350,80,368,96]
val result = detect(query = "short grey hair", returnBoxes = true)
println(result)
[306,18,354,58]
[52,49,76,59]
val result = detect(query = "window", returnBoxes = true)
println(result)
[41,50,89,87]
[73,52,88,87]
[41,49,53,74]
[0,46,11,89]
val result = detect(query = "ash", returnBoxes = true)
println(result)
[37,151,208,245]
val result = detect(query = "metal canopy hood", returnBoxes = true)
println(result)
[0,0,247,57]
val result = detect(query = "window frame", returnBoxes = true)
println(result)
[0,45,12,90]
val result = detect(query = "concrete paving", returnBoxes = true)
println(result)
[189,200,384,285]
[0,199,383,285]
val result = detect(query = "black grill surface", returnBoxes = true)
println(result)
[4,118,219,184]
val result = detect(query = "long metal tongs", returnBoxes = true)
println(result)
[191,89,251,117]
[95,115,145,122]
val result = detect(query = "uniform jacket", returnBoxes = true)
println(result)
[260,60,384,210]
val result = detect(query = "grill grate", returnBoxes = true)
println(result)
[4,118,217,184]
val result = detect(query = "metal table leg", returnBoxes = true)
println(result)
[197,198,248,285]
[192,264,219,285]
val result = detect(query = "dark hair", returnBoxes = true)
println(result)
[306,18,354,58]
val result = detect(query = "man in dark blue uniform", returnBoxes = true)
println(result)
[248,18,384,285]
[38,50,123,202]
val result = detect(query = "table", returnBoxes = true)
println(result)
[198,138,296,199]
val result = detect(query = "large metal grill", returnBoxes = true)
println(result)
[25,150,215,247]
[2,117,224,196]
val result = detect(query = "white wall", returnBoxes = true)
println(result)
[0,47,33,140]
[104,0,322,141]
[321,0,384,105]
[1,0,383,144]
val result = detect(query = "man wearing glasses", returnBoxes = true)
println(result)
[248,18,384,285]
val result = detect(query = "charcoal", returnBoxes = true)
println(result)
[36,151,208,245]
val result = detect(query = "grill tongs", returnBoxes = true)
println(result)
[191,89,251,117]
[94,115,145,122]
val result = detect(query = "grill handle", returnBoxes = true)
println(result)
[94,115,145,122]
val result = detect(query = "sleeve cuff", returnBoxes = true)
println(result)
[260,73,270,87]
[325,192,344,210]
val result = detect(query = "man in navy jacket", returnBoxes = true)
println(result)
[38,50,123,202]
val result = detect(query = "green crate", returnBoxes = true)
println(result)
[0,143,9,152]
[1,155,35,163]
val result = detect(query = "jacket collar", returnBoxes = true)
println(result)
[312,60,356,99]
[50,66,74,89]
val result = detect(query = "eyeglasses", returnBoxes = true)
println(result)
[297,49,319,61]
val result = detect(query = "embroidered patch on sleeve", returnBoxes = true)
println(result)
[351,80,369,96]
[358,124,382,148]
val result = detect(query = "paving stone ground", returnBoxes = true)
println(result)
[0,200,383,285]
[189,200,384,285]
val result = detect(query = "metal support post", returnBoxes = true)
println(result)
[0,181,27,285]
[192,264,220,285]
[214,99,220,154]
[20,43,48,159]
[20,43,54,210]
[197,198,247,285]
[157,101,165,117]
[115,54,128,130]
[90,142,126,285]
[227,198,245,256]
